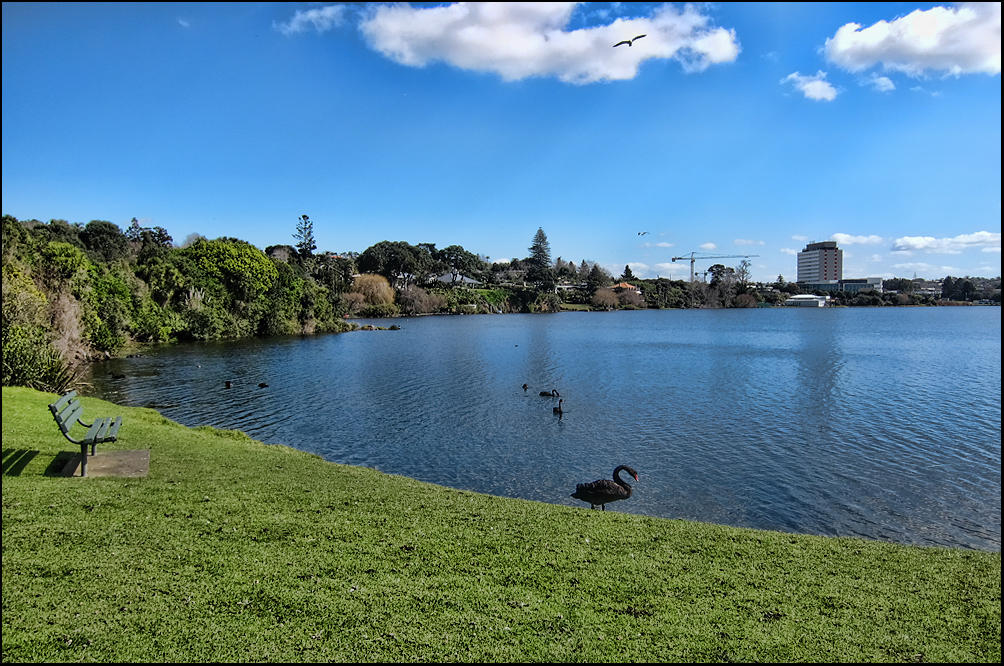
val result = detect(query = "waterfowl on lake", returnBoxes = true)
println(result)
[258,382,268,388]
[553,399,564,414]
[539,389,559,397]
[571,465,638,511]
[522,383,529,391]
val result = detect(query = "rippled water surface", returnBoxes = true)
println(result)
[85,307,1002,551]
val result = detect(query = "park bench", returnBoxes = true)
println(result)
[48,390,122,477]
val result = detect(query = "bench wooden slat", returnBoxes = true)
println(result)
[106,417,122,441]
[84,419,105,443]
[53,403,85,436]
[51,390,78,414]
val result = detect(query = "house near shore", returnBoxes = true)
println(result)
[433,272,482,287]
[611,282,642,295]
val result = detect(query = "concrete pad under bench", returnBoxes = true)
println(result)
[63,449,150,478]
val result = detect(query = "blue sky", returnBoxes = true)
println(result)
[2,2,1000,282]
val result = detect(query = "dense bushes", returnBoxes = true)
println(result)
[1,216,358,389]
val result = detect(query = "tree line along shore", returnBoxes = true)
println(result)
[3,214,999,395]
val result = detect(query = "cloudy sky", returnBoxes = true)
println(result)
[2,2,1000,281]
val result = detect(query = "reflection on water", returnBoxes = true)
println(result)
[85,308,1001,551]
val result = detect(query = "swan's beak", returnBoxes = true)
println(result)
[633,473,639,481]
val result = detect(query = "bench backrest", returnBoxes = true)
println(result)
[49,390,84,436]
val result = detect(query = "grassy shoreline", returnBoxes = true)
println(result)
[2,386,999,662]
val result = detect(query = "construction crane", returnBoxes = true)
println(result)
[671,252,760,282]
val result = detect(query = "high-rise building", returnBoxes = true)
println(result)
[796,241,842,283]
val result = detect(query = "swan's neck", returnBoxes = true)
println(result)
[613,467,633,491]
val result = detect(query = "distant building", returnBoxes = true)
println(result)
[799,277,884,294]
[797,241,842,283]
[839,277,883,294]
[611,281,641,294]
[784,294,830,307]
[434,272,481,286]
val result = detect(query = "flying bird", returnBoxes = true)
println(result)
[613,34,646,47]
[637,231,649,236]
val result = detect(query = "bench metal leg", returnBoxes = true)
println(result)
[80,444,88,477]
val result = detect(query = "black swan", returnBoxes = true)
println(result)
[571,465,638,511]
[539,389,559,397]
[258,382,268,388]
[522,384,529,391]
[553,399,563,414]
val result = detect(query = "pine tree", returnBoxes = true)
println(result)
[528,227,551,270]
[620,264,636,281]
[294,214,316,257]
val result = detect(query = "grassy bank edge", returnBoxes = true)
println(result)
[2,386,1000,662]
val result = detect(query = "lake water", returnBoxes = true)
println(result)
[84,307,1002,552]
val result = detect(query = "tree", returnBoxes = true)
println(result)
[436,244,482,283]
[586,263,611,292]
[357,240,434,287]
[591,288,619,309]
[735,258,752,293]
[620,265,637,282]
[941,276,956,300]
[526,228,554,289]
[294,214,316,258]
[351,274,395,305]
[183,237,278,304]
[80,220,128,263]
[528,227,551,269]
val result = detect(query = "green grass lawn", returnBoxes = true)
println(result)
[2,386,1000,662]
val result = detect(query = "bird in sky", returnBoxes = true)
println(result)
[613,34,646,47]
[637,231,649,236]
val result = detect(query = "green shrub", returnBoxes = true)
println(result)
[132,301,182,342]
[1,324,76,392]
[39,241,90,287]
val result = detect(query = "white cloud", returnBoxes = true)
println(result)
[734,238,765,246]
[177,18,190,29]
[780,248,799,256]
[824,2,1001,77]
[492,257,511,264]
[983,246,1002,254]
[643,241,674,248]
[357,2,740,84]
[865,73,895,92]
[870,254,883,262]
[892,261,959,274]
[832,233,884,245]
[699,242,717,251]
[275,5,348,36]
[654,262,687,277]
[781,70,838,101]
[627,262,650,273]
[892,231,1001,254]
[791,234,809,242]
